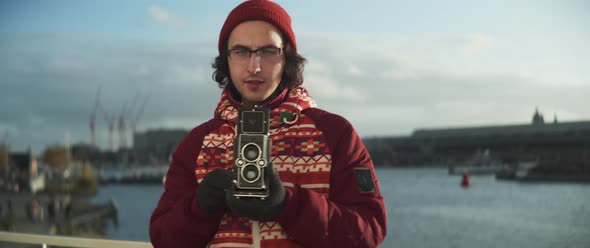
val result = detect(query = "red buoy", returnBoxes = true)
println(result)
[461,172,470,188]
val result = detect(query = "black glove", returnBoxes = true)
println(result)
[197,169,232,214]
[226,165,286,221]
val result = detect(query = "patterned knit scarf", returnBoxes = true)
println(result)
[214,85,317,128]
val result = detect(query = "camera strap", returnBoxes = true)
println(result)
[279,112,298,124]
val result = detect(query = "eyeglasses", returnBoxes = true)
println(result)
[227,47,283,63]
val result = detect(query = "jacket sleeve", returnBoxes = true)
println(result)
[275,111,387,247]
[149,120,224,248]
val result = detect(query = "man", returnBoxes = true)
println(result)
[149,1,386,247]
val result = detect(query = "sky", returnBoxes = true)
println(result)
[1,0,589,154]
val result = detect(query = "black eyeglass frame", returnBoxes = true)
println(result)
[226,46,284,59]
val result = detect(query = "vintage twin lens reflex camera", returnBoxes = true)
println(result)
[233,107,271,199]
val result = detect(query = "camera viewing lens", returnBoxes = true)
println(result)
[243,143,260,161]
[242,164,260,183]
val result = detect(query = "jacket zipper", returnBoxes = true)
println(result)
[252,220,261,248]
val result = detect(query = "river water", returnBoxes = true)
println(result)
[91,167,590,247]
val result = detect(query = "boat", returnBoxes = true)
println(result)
[448,149,512,175]
[449,164,511,175]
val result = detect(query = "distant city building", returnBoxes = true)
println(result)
[3,149,45,193]
[532,107,545,125]
[364,109,590,166]
[133,129,188,165]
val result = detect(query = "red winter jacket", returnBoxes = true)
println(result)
[150,86,386,247]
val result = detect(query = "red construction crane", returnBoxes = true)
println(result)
[99,102,116,152]
[89,87,102,147]
[129,95,150,138]
[118,102,128,150]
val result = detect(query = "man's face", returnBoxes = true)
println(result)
[227,21,285,106]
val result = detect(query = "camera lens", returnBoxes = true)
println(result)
[243,143,260,161]
[242,164,260,183]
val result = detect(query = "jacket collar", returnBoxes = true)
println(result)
[214,85,316,126]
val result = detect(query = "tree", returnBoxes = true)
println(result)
[76,163,98,194]
[43,145,68,169]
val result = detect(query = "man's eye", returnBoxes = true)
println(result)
[260,49,277,55]
[234,50,249,55]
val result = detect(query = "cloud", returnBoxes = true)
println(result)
[147,4,187,28]
[0,34,219,152]
[463,32,495,55]
[297,32,589,135]
[347,65,363,76]
[1,31,588,153]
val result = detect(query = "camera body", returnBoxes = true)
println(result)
[233,107,271,199]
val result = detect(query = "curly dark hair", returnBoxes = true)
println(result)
[211,38,306,93]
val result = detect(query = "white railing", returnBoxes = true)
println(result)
[0,231,152,248]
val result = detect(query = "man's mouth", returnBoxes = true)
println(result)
[245,80,263,85]
[244,80,264,90]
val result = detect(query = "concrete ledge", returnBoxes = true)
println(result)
[0,231,152,248]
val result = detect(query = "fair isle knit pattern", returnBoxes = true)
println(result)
[195,86,330,247]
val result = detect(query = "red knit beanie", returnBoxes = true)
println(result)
[218,0,297,54]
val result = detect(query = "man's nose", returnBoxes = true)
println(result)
[247,53,261,74]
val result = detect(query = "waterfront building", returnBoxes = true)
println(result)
[365,110,590,169]
[132,128,188,165]
[2,149,45,193]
